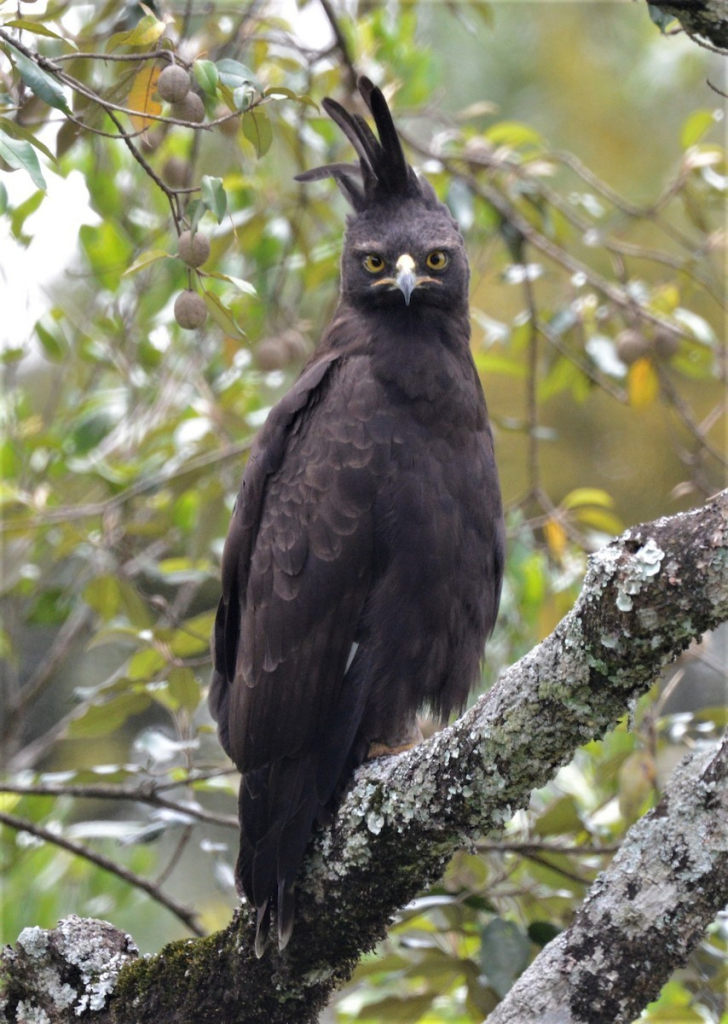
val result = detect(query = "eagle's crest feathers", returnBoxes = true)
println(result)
[295,76,437,212]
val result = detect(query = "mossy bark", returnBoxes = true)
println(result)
[644,0,728,49]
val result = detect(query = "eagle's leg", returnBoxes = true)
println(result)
[366,718,424,759]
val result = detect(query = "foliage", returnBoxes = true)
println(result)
[0,2,725,1021]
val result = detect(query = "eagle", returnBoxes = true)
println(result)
[210,76,504,956]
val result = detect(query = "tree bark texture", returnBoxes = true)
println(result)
[645,0,728,49]
[483,734,728,1024]
[1,490,726,1023]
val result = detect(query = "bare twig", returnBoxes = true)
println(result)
[0,438,253,534]
[0,781,238,829]
[0,811,205,936]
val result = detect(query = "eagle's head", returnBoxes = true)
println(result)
[296,77,469,315]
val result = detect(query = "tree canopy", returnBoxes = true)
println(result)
[1,3,726,1022]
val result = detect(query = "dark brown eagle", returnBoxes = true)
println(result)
[210,76,504,956]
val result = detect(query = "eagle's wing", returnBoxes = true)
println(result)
[210,350,388,946]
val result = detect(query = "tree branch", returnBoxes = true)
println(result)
[484,733,728,1024]
[1,492,726,1022]
[642,0,728,51]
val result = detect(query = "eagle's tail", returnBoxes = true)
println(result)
[236,755,321,956]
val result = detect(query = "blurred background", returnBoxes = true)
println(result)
[0,1,725,1020]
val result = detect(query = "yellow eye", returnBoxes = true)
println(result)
[426,250,448,271]
[363,253,385,273]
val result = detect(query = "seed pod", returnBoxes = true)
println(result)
[172,92,205,125]
[174,290,207,330]
[256,337,290,371]
[616,329,649,365]
[653,327,680,360]
[157,64,192,104]
[161,156,191,189]
[216,106,239,136]
[279,328,310,362]
[178,230,211,268]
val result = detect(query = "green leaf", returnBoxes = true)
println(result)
[242,109,272,156]
[202,290,246,339]
[83,576,122,621]
[680,109,715,150]
[479,918,532,997]
[68,692,151,738]
[263,86,318,111]
[0,117,59,166]
[167,667,201,712]
[128,646,166,682]
[485,120,544,150]
[205,271,257,296]
[79,222,134,289]
[194,59,219,96]
[534,794,583,836]
[11,189,45,241]
[354,994,434,1022]
[7,44,71,114]
[0,131,46,190]
[233,84,256,113]
[185,198,205,234]
[200,175,227,223]
[122,248,170,276]
[106,12,166,53]
[4,20,70,43]
[216,59,262,93]
[35,320,67,362]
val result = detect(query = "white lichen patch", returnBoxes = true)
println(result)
[613,537,665,615]
[600,633,624,650]
[17,928,50,959]
[7,917,138,1021]
[366,812,384,835]
[14,1000,51,1024]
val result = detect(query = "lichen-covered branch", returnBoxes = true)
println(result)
[643,0,728,50]
[484,734,728,1024]
[1,491,726,1023]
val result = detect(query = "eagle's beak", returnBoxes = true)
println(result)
[395,254,417,306]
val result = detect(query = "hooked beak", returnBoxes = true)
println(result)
[395,253,417,306]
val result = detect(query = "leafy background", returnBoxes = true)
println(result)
[0,2,725,1021]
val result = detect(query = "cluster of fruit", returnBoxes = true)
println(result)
[154,63,210,330]
[615,327,681,365]
[173,230,210,329]
[157,63,204,124]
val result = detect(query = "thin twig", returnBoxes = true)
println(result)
[521,258,541,497]
[0,781,238,828]
[0,438,253,534]
[476,840,620,856]
[0,811,205,936]
[318,0,357,93]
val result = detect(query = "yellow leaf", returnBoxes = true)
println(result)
[561,487,615,511]
[0,792,21,813]
[628,357,659,410]
[543,516,567,560]
[107,12,166,53]
[123,249,169,276]
[126,65,162,133]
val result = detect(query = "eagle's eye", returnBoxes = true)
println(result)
[363,253,385,273]
[425,250,449,271]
